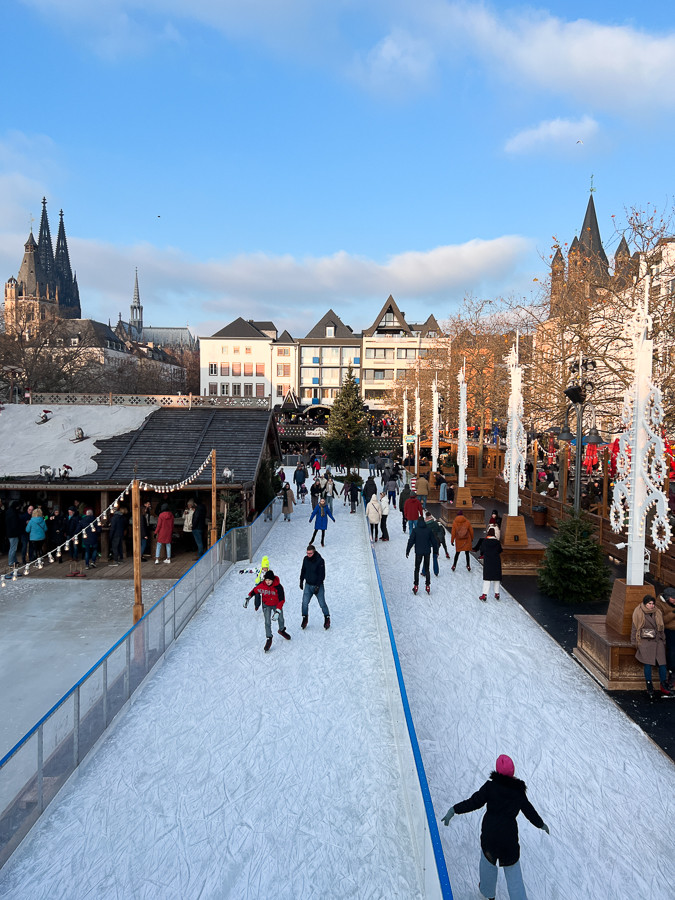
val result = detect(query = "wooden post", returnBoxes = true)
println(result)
[132,479,144,624]
[532,439,538,487]
[211,450,217,548]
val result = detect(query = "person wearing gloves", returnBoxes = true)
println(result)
[244,556,271,609]
[299,545,330,630]
[246,570,291,652]
[309,497,335,547]
[441,754,548,900]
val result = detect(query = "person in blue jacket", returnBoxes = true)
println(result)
[308,497,335,547]
[26,507,48,561]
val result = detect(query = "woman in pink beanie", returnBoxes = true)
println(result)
[440,755,549,900]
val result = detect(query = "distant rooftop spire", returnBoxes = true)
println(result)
[578,192,609,277]
[130,268,143,333]
[37,197,54,282]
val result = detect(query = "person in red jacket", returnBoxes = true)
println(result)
[154,503,174,564]
[246,570,292,652]
[403,491,424,533]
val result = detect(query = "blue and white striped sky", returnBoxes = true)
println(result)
[2,1,673,338]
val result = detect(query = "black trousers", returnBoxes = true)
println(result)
[310,529,325,546]
[414,552,431,586]
[453,550,471,568]
[380,515,389,540]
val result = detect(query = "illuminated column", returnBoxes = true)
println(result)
[503,344,526,518]
[431,377,439,473]
[402,388,408,462]
[457,364,468,489]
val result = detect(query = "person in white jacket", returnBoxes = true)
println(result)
[365,494,383,542]
[379,491,392,541]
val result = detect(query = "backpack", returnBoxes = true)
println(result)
[456,523,469,541]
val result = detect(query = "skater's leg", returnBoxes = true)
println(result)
[658,664,668,685]
[432,551,439,576]
[380,516,389,540]
[413,553,422,586]
[478,852,498,899]
[422,553,431,586]
[277,608,286,632]
[316,584,330,617]
[644,664,652,685]
[301,584,313,617]
[263,606,273,639]
[310,529,318,545]
[503,859,528,900]
[453,551,460,568]
[464,550,471,568]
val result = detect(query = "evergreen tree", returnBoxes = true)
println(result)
[538,513,611,604]
[322,366,374,473]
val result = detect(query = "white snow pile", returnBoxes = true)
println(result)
[0,404,158,477]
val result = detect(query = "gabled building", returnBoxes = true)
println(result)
[199,318,298,401]
[297,309,361,406]
[115,270,198,352]
[361,296,442,409]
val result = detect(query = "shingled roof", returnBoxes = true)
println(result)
[71,407,280,487]
[304,309,357,340]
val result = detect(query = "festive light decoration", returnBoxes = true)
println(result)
[457,363,469,488]
[610,272,672,578]
[502,341,527,517]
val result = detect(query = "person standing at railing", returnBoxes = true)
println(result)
[191,498,207,557]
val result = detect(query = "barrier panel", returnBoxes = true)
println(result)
[361,511,453,899]
[0,495,282,870]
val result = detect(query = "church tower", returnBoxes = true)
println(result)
[54,208,81,318]
[129,268,143,338]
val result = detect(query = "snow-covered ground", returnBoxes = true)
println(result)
[1,467,674,899]
[0,404,157,477]
[0,479,423,899]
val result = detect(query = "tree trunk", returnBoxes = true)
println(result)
[478,407,485,476]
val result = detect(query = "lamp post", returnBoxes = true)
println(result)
[558,354,603,515]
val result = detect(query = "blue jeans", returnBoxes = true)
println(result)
[421,551,439,578]
[408,519,417,533]
[263,604,285,639]
[644,663,668,685]
[388,490,397,505]
[420,496,427,510]
[8,536,19,566]
[301,584,329,617]
[325,496,334,513]
[141,537,148,557]
[84,545,98,566]
[479,852,528,900]
[193,529,205,555]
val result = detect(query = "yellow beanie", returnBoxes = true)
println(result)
[261,556,270,568]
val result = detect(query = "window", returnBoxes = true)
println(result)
[325,325,335,337]
[322,367,340,385]
[244,383,253,397]
[276,384,284,397]
[221,383,229,396]
[277,363,291,377]
[342,348,359,364]
[220,363,229,376]
[231,363,241,376]
[427,331,437,338]
[372,369,394,380]
[244,363,253,376]
[397,348,417,359]
[300,367,319,382]
[208,383,218,395]
[256,383,265,397]
[233,346,240,354]
[232,383,241,396]
[322,346,340,363]
[396,369,407,378]
[277,347,290,356]
[221,346,228,355]
[209,363,218,375]
[301,347,319,363]
[256,363,265,376]
[379,312,395,327]
[365,347,392,359]
[245,346,252,354]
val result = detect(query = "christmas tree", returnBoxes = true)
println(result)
[322,366,374,474]
[538,513,611,604]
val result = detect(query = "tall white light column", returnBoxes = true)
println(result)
[457,364,468,489]
[610,272,672,584]
[415,385,421,474]
[432,377,439,473]
[402,388,408,462]
[503,343,526,518]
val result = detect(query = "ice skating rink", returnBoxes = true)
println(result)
[1,470,674,899]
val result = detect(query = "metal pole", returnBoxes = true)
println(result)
[132,479,144,623]
[574,404,583,515]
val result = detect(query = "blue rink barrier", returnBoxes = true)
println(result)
[0,496,282,871]
[367,535,454,899]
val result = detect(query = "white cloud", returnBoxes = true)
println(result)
[504,115,599,155]
[351,29,436,95]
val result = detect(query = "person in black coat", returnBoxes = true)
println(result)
[405,518,439,594]
[441,754,548,900]
[299,545,330,629]
[108,509,127,564]
[47,507,67,562]
[191,499,207,557]
[348,480,360,514]
[5,501,22,568]
[473,526,503,602]
[363,475,377,504]
[64,506,80,561]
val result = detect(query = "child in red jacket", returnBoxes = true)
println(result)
[246,570,291,652]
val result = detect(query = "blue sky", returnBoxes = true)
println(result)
[2,1,674,338]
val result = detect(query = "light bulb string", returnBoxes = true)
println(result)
[1,451,214,585]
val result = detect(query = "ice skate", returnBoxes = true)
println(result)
[324,616,331,630]
[494,593,500,601]
[412,584,418,595]
[243,596,250,608]
[425,585,430,594]
[278,628,291,640]
[301,615,308,629]
[264,637,273,652]
[479,594,487,602]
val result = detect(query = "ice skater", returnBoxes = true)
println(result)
[246,570,291,652]
[299,545,330,630]
[243,555,271,608]
[406,514,438,594]
[473,526,503,601]
[441,754,549,900]
[309,497,335,547]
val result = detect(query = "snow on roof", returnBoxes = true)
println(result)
[0,404,158,478]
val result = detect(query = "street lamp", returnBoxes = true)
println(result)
[559,354,604,514]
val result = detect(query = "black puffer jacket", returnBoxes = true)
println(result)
[453,772,544,866]
[406,519,439,556]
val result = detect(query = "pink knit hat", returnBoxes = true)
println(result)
[496,755,515,777]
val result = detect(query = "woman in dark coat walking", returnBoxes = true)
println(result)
[441,755,548,900]
[474,526,503,601]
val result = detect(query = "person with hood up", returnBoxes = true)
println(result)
[399,483,411,532]
[631,594,671,699]
[441,754,549,900]
[281,482,295,521]
[406,514,439,594]
[309,497,335,547]
[474,526,503,601]
[348,479,360,514]
[363,475,378,505]
[451,513,474,572]
[366,493,383,542]
[246,570,291,652]
[154,503,174,564]
[299,545,330,630]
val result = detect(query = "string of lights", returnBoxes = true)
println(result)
[1,450,214,588]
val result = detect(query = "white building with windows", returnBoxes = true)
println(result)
[298,310,361,407]
[199,318,298,403]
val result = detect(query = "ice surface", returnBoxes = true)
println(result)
[0,404,157,477]
[375,502,675,899]
[0,483,423,899]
